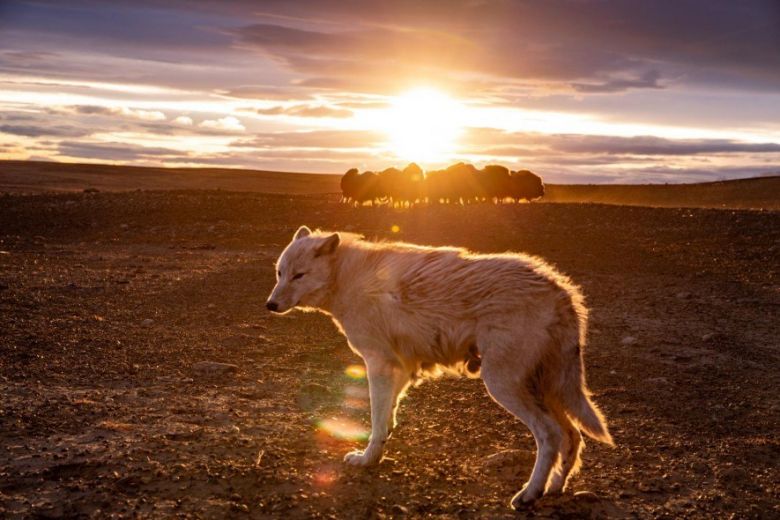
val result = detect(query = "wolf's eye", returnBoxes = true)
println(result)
[292,272,305,280]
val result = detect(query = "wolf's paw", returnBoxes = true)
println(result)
[546,473,566,494]
[343,449,379,467]
[510,484,542,510]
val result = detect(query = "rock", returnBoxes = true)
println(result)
[83,188,100,193]
[621,336,638,346]
[391,505,409,515]
[702,332,717,342]
[192,361,239,376]
[676,291,691,299]
[120,223,130,230]
[141,319,154,327]
[207,303,217,309]
[573,490,602,502]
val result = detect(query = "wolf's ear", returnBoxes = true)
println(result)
[315,233,340,257]
[294,225,311,240]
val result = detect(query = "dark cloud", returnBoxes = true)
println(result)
[463,128,780,156]
[230,0,780,92]
[549,135,780,156]
[57,141,184,161]
[572,70,664,94]
[0,124,92,138]
[3,0,779,94]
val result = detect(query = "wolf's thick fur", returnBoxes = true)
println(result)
[267,226,612,507]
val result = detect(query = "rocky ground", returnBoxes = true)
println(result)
[0,191,778,519]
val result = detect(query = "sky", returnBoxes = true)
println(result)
[1,0,779,183]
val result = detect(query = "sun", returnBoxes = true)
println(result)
[383,88,464,164]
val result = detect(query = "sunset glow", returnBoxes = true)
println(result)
[0,1,777,183]
[382,89,465,163]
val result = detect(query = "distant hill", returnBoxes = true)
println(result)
[1,160,777,210]
[0,160,341,195]
[544,176,780,210]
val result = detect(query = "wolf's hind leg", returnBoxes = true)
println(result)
[344,355,409,466]
[481,355,562,507]
[546,408,583,493]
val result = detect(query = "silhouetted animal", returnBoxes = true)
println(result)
[339,163,544,206]
[340,168,360,203]
[509,170,545,202]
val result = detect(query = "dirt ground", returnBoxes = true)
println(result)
[0,191,778,519]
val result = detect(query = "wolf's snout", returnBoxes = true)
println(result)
[266,301,279,312]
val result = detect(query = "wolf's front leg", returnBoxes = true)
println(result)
[344,356,409,466]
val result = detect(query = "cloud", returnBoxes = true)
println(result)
[56,140,184,161]
[545,135,780,156]
[229,1,780,93]
[253,103,352,118]
[462,128,780,156]
[218,85,314,101]
[173,115,193,125]
[571,70,664,94]
[231,129,384,149]
[199,116,245,132]
[67,105,166,121]
[0,123,92,138]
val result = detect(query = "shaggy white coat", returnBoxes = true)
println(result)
[267,226,612,507]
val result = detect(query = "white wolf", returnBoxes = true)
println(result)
[266,226,612,508]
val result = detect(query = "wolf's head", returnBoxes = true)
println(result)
[266,225,340,314]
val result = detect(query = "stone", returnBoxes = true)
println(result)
[141,319,154,327]
[391,505,409,515]
[621,336,638,346]
[573,491,602,502]
[192,361,239,376]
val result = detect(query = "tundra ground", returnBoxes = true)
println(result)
[0,191,778,518]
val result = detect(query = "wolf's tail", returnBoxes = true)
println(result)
[562,348,614,445]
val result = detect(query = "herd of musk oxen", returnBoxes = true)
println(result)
[340,162,544,206]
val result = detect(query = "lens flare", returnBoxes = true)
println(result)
[316,417,369,441]
[313,467,338,486]
[391,225,400,233]
[344,364,366,380]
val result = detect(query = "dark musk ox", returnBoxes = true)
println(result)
[378,167,403,206]
[478,164,512,202]
[340,168,360,203]
[422,168,448,204]
[443,162,479,204]
[509,169,545,201]
[340,163,544,206]
[399,163,425,206]
[353,171,382,205]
